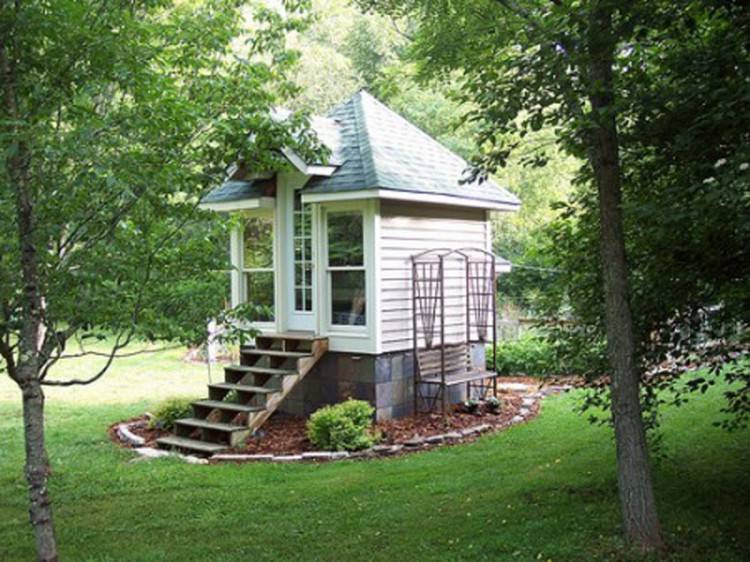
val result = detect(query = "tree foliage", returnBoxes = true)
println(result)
[534,1,750,430]
[0,0,315,382]
[0,1,314,559]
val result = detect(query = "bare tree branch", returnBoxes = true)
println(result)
[51,344,182,361]
[41,331,131,387]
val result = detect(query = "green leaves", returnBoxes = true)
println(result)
[1,0,315,379]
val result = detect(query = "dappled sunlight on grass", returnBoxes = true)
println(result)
[0,341,214,405]
[0,354,747,561]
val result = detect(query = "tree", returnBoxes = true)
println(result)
[0,1,313,560]
[355,0,683,550]
[537,1,749,431]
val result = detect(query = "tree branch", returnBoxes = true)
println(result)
[41,331,132,387]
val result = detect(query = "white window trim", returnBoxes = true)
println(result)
[292,196,314,315]
[316,199,377,352]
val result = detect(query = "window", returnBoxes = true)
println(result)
[243,216,274,322]
[327,211,365,326]
[293,194,313,312]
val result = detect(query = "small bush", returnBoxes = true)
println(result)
[306,399,378,451]
[149,397,195,431]
[485,396,502,414]
[487,331,561,377]
[461,399,481,414]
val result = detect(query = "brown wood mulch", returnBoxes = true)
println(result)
[110,376,565,456]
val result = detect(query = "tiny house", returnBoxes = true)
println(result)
[160,91,520,455]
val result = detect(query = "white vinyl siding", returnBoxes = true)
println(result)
[377,202,492,353]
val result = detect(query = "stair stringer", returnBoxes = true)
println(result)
[246,338,328,432]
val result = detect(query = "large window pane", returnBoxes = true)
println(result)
[327,212,363,267]
[244,271,274,322]
[243,215,274,321]
[331,271,365,326]
[244,217,273,269]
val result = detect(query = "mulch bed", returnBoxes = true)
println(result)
[110,378,546,456]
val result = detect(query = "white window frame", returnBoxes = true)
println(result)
[325,211,366,330]
[293,194,314,315]
[318,200,377,348]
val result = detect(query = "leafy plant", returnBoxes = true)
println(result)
[485,396,501,414]
[487,332,563,378]
[306,399,378,451]
[461,399,480,415]
[149,398,197,431]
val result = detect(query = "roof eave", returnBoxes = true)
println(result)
[198,196,275,213]
[300,188,521,212]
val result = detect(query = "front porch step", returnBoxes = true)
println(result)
[209,382,275,394]
[224,364,297,377]
[193,400,264,414]
[175,418,249,433]
[256,332,325,341]
[158,334,329,456]
[156,435,226,455]
[241,348,312,359]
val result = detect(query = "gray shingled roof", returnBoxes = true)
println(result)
[303,91,520,207]
[203,90,520,208]
[201,180,265,204]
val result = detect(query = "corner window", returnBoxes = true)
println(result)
[243,216,275,322]
[326,211,365,326]
[293,194,313,312]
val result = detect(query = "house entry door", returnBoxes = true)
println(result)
[286,191,315,331]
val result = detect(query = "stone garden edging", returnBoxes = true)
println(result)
[118,382,572,465]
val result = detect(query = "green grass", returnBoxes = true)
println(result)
[0,348,748,561]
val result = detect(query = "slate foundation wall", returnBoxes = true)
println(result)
[280,343,487,421]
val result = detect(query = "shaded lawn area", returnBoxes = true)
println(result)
[0,355,748,560]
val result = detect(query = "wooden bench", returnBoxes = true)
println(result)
[416,342,494,386]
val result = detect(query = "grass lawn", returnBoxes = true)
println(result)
[0,346,748,561]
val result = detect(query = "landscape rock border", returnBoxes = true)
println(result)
[117,382,572,465]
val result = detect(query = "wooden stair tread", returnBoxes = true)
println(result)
[209,382,275,394]
[193,400,264,413]
[255,332,325,341]
[224,364,296,376]
[240,348,312,359]
[156,435,226,454]
[175,418,249,433]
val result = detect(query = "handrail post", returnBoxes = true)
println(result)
[411,257,418,415]
[439,255,446,414]
[492,256,498,397]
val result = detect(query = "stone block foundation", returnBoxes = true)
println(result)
[279,344,488,421]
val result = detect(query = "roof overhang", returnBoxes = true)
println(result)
[281,148,337,177]
[300,188,521,212]
[198,196,275,213]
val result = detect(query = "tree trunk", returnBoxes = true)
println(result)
[586,1,664,551]
[21,377,59,562]
[2,34,60,561]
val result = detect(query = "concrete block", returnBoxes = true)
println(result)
[376,406,393,421]
[376,382,394,408]
[375,355,392,383]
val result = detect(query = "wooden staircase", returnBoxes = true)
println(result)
[157,332,328,455]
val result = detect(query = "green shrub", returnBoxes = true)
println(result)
[149,397,196,430]
[485,396,502,413]
[306,399,378,451]
[486,331,561,377]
